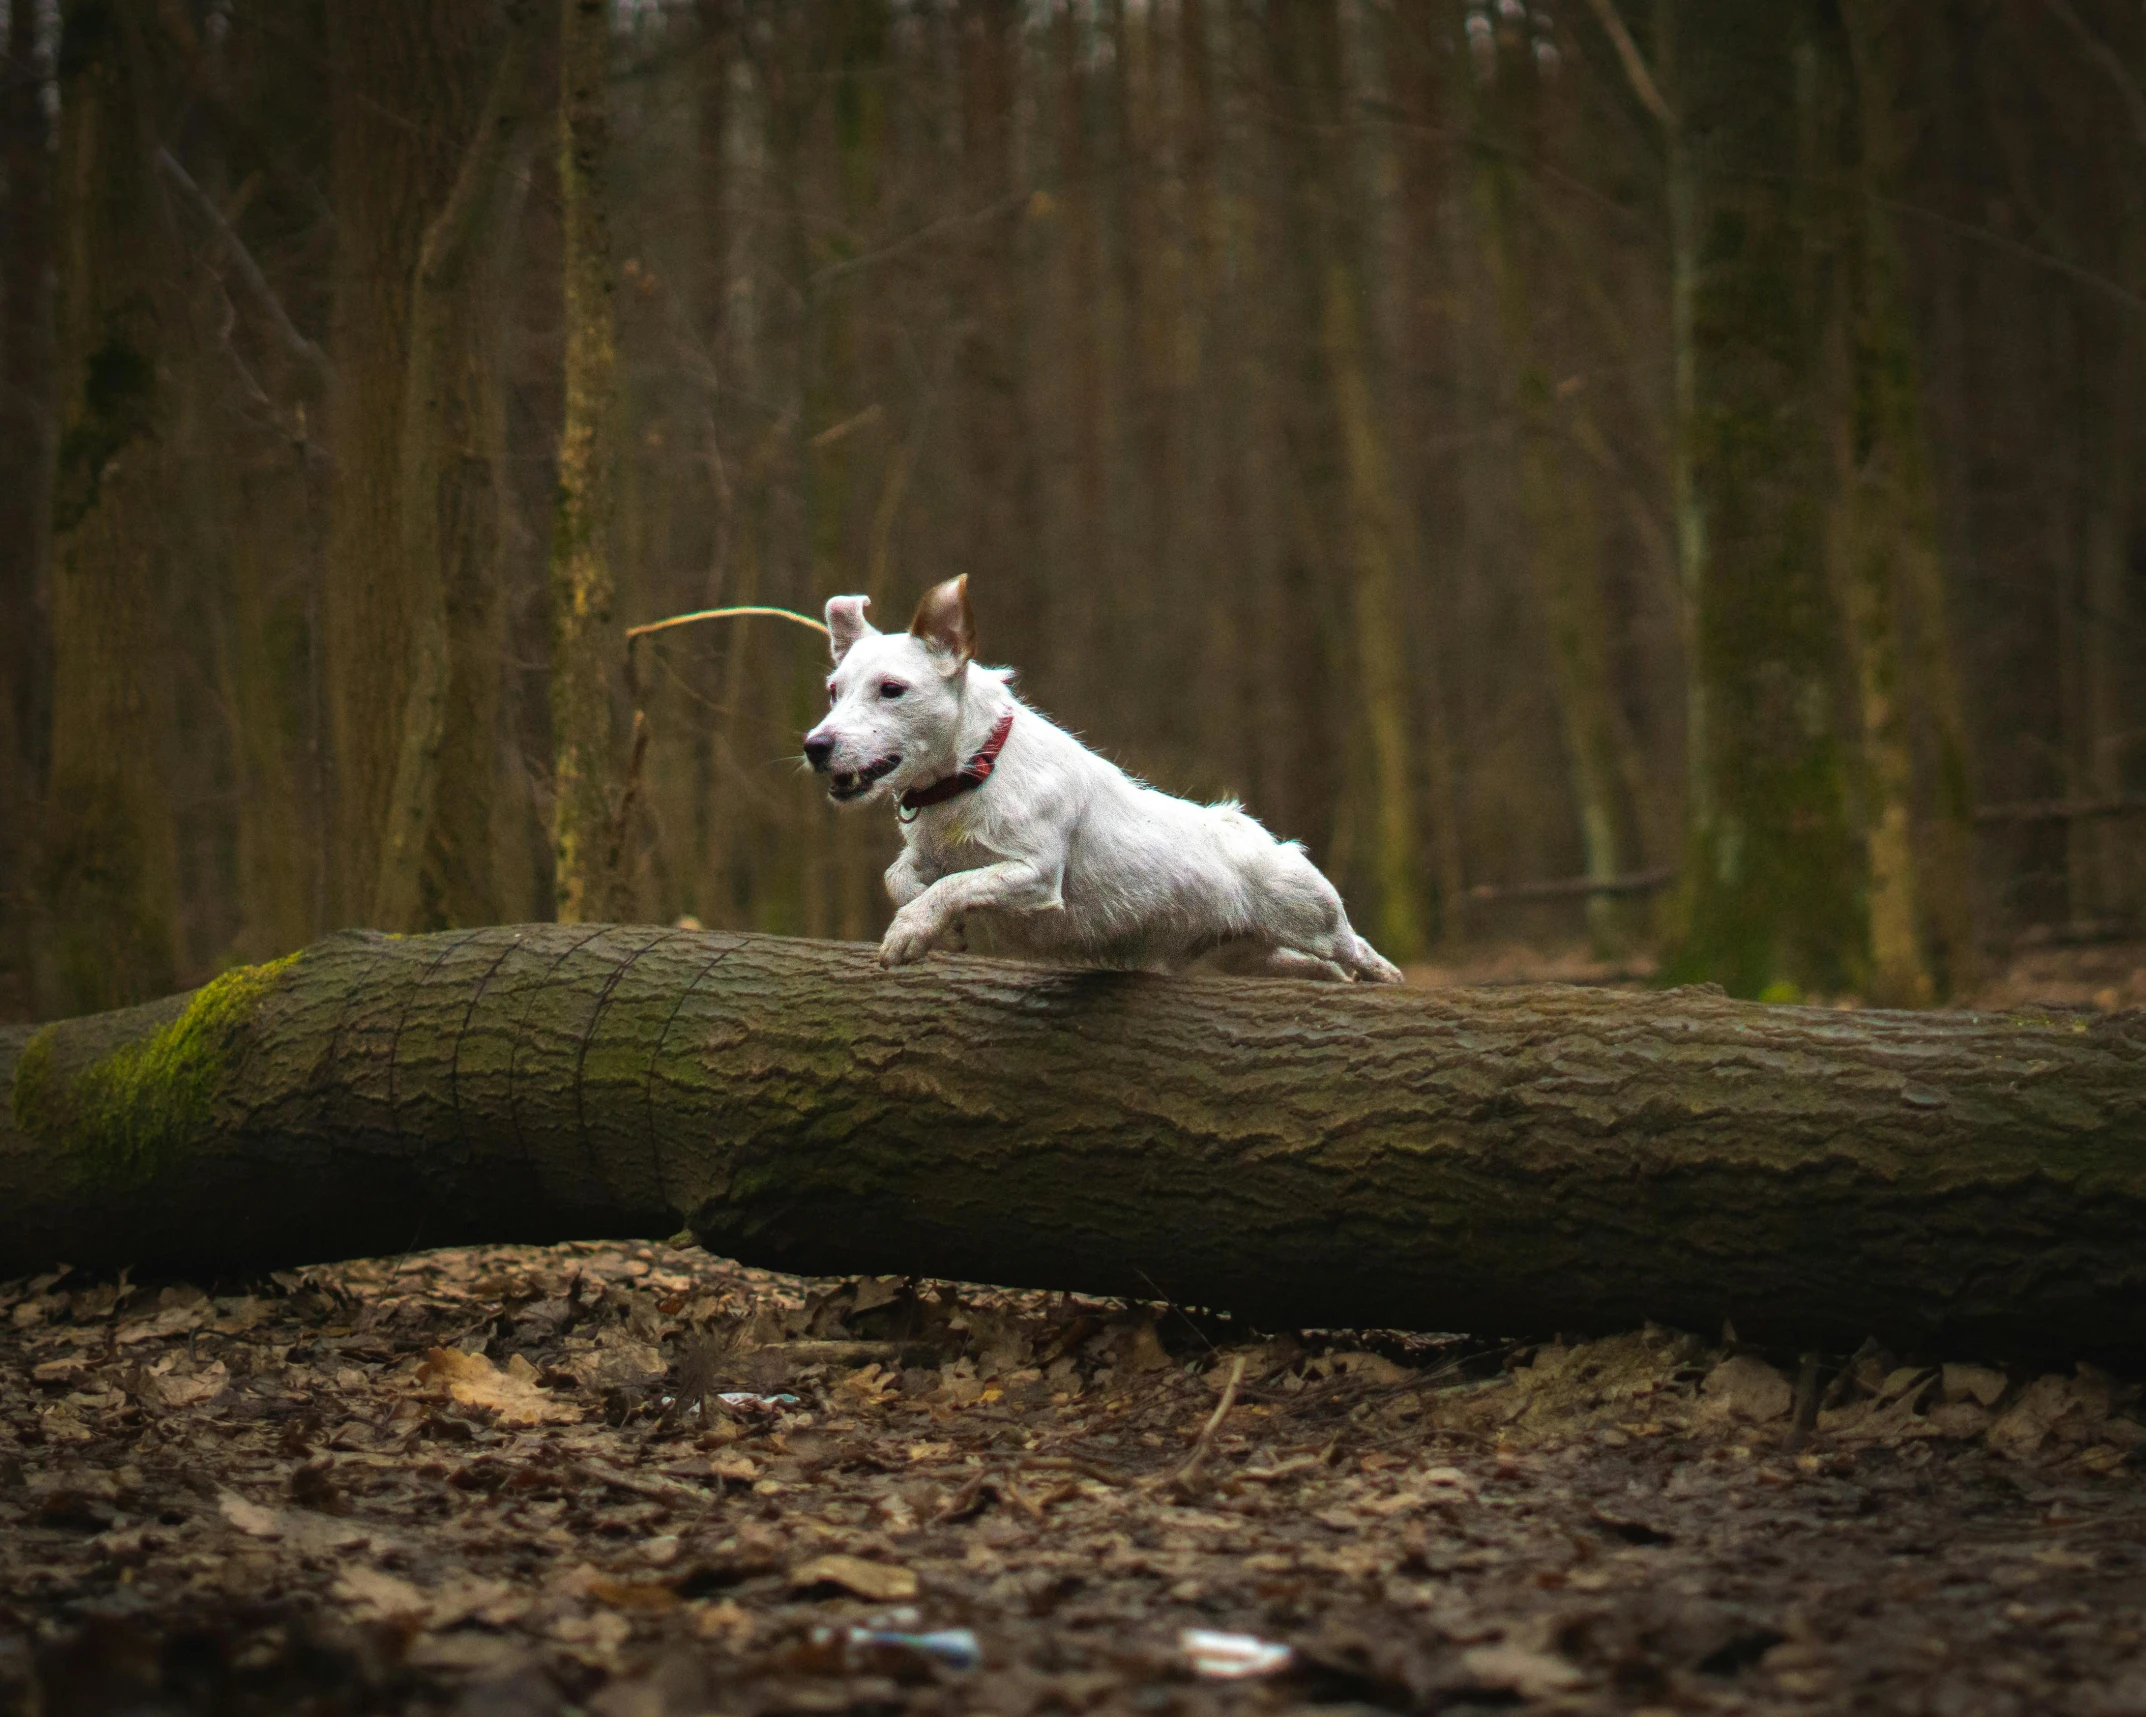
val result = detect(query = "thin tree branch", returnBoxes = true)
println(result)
[810,187,1032,288]
[2040,0,2146,152]
[1580,0,1676,130]
[153,147,330,382]
[1881,196,2146,314]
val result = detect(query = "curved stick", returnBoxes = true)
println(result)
[625,605,830,642]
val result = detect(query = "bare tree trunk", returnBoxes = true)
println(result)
[2077,221,2143,929]
[550,0,623,924]
[955,0,1036,646]
[1827,7,1924,1007]
[1832,1,1979,1006]
[220,458,323,965]
[324,0,493,929]
[1472,39,1641,958]
[397,5,543,931]
[1387,5,1469,945]
[1053,0,1107,684]
[6,926,2146,1365]
[36,0,180,1016]
[0,0,53,1012]
[1102,0,1173,710]
[1660,0,1865,1001]
[1324,262,1427,963]
[1271,0,1426,963]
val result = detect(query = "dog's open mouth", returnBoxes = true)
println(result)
[828,755,900,802]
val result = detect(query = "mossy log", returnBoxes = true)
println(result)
[4,926,2145,1362]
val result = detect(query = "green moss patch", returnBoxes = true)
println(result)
[10,953,299,1187]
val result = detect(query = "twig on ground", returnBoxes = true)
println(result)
[1021,1454,1131,1487]
[1156,1355,1246,1494]
[1782,1353,1825,1455]
[935,1470,988,1523]
[571,1460,710,1507]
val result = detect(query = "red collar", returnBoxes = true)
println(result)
[899,711,1015,814]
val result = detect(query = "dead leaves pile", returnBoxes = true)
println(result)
[1445,1327,2146,1474]
[6,1246,2146,1715]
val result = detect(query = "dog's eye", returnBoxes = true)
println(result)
[825,681,838,702]
[878,681,907,700]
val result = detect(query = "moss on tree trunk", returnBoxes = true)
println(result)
[6,926,2146,1364]
[1661,1,1866,1002]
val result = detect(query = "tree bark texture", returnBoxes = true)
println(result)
[324,0,493,929]
[1831,3,1979,1008]
[0,0,53,1006]
[549,0,624,926]
[395,2,542,933]
[1387,7,1470,945]
[1270,0,1429,963]
[1661,0,1866,1002]
[1472,47,1643,961]
[36,0,180,1017]
[6,926,2146,1365]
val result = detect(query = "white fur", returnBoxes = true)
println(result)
[802,595,1405,983]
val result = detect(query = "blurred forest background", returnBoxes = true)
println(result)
[0,0,2142,1022]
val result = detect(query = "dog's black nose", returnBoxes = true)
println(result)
[804,735,834,771]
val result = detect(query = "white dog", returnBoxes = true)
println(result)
[802,576,1405,982]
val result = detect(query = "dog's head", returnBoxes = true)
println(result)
[803,576,978,804]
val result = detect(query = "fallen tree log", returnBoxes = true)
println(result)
[4,925,2144,1361]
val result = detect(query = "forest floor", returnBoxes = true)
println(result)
[7,1237,2146,1717]
[1407,932,2146,1015]
[7,937,2146,1715]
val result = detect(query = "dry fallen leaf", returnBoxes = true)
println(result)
[1989,1375,2096,1460]
[416,1346,582,1426]
[1324,1351,1413,1386]
[334,1567,427,1623]
[1461,1644,1586,1698]
[693,1599,755,1647]
[1700,1356,1793,1425]
[550,1609,633,1661]
[587,1579,680,1613]
[425,1573,527,1631]
[217,1491,284,1539]
[1943,1363,2009,1408]
[149,1360,229,1409]
[788,1554,920,1601]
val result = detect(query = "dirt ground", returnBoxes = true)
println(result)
[1407,934,2146,1015]
[7,1235,2146,1717]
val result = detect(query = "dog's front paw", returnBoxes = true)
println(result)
[879,907,942,968]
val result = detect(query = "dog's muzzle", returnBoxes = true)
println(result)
[827,755,900,802]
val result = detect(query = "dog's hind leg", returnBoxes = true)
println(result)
[1253,847,1405,983]
[1258,946,1353,982]
[1336,926,1405,984]
[1190,937,1351,982]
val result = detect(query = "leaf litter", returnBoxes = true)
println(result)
[4,1243,2146,1713]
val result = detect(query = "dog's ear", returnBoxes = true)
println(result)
[824,594,876,662]
[908,576,976,676]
